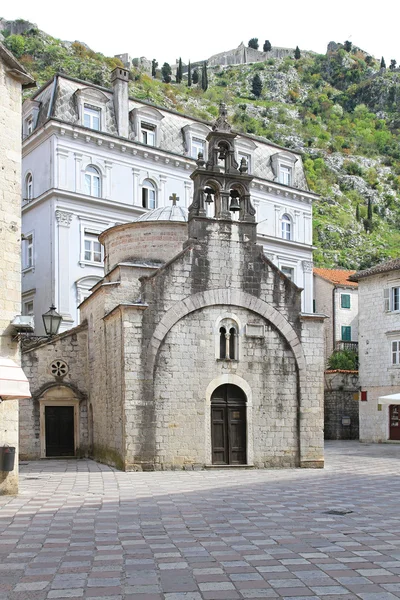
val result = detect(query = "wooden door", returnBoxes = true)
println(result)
[389,405,400,440]
[45,406,75,457]
[211,384,246,465]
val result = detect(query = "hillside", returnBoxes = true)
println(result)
[2,20,400,270]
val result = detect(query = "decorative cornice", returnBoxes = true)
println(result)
[22,120,318,202]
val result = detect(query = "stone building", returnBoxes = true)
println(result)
[21,107,325,470]
[350,260,400,442]
[21,67,317,335]
[313,268,358,363]
[0,42,34,495]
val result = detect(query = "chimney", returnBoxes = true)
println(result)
[111,67,129,138]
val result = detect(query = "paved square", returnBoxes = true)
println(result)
[1,442,400,600]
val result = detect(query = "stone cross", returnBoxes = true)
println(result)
[169,193,179,206]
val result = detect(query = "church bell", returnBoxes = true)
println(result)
[229,190,241,212]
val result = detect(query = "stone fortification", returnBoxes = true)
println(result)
[207,42,310,68]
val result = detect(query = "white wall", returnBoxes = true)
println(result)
[22,122,315,333]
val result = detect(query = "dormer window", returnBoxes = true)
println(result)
[141,123,156,146]
[131,106,164,148]
[279,165,292,186]
[84,105,101,131]
[238,151,251,173]
[271,151,297,188]
[191,137,205,159]
[182,122,211,159]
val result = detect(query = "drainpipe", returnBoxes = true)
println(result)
[332,286,336,352]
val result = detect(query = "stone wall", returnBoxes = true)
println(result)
[207,43,298,68]
[324,371,359,440]
[0,52,27,494]
[20,325,89,459]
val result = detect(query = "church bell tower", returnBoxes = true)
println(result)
[188,103,257,241]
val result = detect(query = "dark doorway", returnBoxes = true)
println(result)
[389,405,400,440]
[45,406,75,457]
[211,384,247,464]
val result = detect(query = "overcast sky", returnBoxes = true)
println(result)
[3,0,399,66]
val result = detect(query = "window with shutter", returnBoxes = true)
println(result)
[341,326,351,341]
[341,294,351,309]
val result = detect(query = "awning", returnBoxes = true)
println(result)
[378,393,400,405]
[0,358,31,400]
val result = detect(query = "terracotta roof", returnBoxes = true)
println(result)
[349,258,400,282]
[313,268,358,287]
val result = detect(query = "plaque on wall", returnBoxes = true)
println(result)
[245,323,265,338]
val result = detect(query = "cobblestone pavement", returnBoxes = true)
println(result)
[2,442,400,600]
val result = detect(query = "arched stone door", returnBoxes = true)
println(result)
[211,384,247,465]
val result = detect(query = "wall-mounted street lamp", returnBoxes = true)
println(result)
[12,305,63,350]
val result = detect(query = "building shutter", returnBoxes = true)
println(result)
[384,288,390,312]
[341,326,351,341]
[341,294,351,309]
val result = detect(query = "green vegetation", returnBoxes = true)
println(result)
[327,350,358,371]
[263,40,272,52]
[248,38,259,50]
[7,23,400,270]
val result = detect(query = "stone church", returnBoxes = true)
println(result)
[20,106,325,470]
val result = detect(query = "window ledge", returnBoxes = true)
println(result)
[79,260,103,268]
[22,266,35,274]
[216,359,239,363]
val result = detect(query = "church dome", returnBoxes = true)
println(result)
[137,205,188,223]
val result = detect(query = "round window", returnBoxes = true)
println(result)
[50,359,69,378]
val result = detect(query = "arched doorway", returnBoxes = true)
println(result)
[39,386,80,458]
[211,384,247,465]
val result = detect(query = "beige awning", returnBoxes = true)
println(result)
[0,359,31,400]
[378,393,400,405]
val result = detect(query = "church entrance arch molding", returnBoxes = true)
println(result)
[205,375,253,466]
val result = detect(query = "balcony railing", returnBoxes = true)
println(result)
[335,341,358,353]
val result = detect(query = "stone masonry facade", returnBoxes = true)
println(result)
[0,45,34,495]
[21,106,325,470]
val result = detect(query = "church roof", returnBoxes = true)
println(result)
[136,205,188,223]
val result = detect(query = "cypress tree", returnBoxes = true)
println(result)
[294,46,301,60]
[368,198,373,220]
[161,62,172,83]
[201,61,208,91]
[356,204,360,221]
[176,57,183,83]
[187,60,192,87]
[344,40,352,52]
[151,59,158,78]
[251,73,262,98]
[381,56,386,68]
[192,68,199,84]
[263,40,272,52]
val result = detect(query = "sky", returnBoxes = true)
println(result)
[3,0,399,66]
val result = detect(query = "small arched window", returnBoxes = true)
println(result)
[218,320,238,360]
[85,165,101,197]
[142,179,157,209]
[26,173,33,200]
[281,214,292,240]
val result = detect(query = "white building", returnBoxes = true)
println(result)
[350,259,400,442]
[22,67,317,334]
[313,268,358,362]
